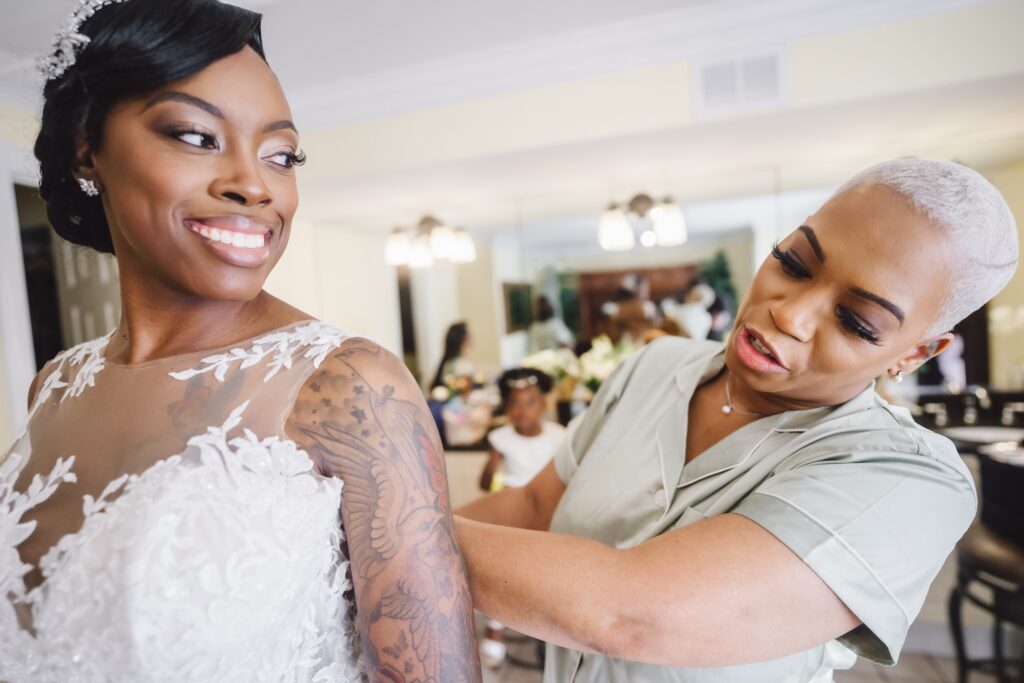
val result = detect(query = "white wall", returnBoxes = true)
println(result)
[409,261,461,387]
[491,233,530,368]
[456,244,501,369]
[0,138,38,446]
[264,219,402,355]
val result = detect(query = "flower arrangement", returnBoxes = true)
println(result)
[521,337,635,399]
[521,348,580,382]
[578,335,635,393]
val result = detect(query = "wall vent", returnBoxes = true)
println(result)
[695,50,785,117]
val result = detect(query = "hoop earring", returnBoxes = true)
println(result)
[78,178,98,197]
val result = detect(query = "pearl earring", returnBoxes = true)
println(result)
[893,370,904,384]
[78,178,98,197]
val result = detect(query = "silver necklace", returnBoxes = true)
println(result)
[722,373,767,417]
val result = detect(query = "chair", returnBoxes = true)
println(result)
[948,523,1024,682]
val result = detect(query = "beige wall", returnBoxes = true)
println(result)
[0,104,36,151]
[456,244,501,369]
[985,160,1024,389]
[790,1,1024,108]
[0,334,12,447]
[264,219,402,354]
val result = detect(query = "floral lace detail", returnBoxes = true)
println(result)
[0,453,76,602]
[170,321,351,383]
[0,402,364,683]
[11,333,113,444]
[55,333,112,403]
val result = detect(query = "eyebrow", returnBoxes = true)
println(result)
[851,287,905,326]
[142,91,223,118]
[798,225,825,262]
[142,91,299,135]
[264,119,298,134]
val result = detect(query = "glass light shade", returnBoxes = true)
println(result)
[449,229,477,263]
[639,230,657,247]
[408,232,434,269]
[652,200,687,246]
[429,223,456,260]
[385,228,411,266]
[598,206,635,251]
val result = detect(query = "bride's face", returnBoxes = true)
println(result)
[88,47,301,301]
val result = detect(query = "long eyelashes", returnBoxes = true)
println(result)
[772,241,882,344]
[285,150,307,168]
[168,128,307,169]
[837,306,881,345]
[771,241,810,279]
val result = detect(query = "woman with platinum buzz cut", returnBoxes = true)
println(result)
[456,157,1019,682]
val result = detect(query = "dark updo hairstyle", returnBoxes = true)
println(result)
[34,0,266,255]
[497,367,554,408]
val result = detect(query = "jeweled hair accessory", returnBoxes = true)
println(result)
[507,376,539,390]
[38,0,131,81]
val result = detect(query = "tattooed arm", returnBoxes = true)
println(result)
[285,339,481,683]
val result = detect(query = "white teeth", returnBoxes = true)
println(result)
[750,335,775,360]
[188,221,266,250]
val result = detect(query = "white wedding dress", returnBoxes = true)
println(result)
[0,320,366,683]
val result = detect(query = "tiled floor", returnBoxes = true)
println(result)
[478,632,1000,682]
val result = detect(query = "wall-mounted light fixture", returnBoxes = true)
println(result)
[385,215,477,267]
[598,193,687,251]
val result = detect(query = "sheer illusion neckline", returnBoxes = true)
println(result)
[102,318,318,370]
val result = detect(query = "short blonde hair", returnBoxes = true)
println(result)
[835,158,1018,336]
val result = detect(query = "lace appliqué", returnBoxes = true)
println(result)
[170,321,350,383]
[0,454,76,603]
[0,402,363,683]
[11,334,112,444]
[59,333,111,402]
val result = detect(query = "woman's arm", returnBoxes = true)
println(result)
[478,449,502,492]
[286,339,481,683]
[455,513,859,667]
[456,460,566,530]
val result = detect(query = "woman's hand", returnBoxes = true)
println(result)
[287,339,481,683]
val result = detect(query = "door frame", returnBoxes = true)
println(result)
[0,139,39,437]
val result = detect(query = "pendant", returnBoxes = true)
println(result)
[721,404,733,415]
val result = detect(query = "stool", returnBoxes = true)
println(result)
[948,523,1024,682]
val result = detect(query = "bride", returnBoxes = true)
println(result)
[0,0,481,681]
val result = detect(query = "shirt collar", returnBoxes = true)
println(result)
[673,344,879,433]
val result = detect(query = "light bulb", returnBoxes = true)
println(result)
[598,205,635,251]
[385,228,411,266]
[652,199,687,246]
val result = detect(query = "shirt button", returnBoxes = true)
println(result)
[654,487,668,508]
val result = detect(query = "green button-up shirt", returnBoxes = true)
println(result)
[547,338,975,682]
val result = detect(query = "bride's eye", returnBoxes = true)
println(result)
[170,128,218,150]
[265,150,307,169]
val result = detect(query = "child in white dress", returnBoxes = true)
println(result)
[478,368,566,667]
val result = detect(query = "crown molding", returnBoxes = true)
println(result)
[289,0,989,130]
